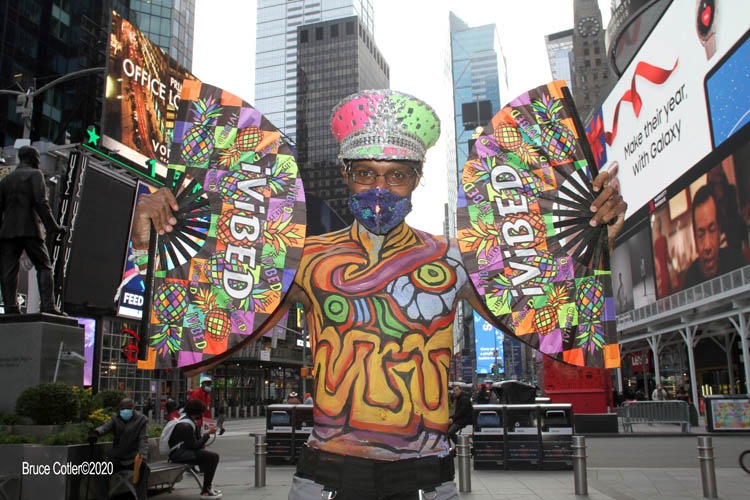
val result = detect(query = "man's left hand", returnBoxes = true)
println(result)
[590,170,627,242]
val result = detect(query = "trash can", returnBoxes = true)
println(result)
[540,404,574,470]
[505,405,540,469]
[292,404,313,462]
[266,404,294,464]
[472,406,505,470]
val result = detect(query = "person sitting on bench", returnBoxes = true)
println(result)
[89,397,150,500]
[168,399,221,498]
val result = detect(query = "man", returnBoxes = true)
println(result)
[287,391,302,404]
[447,385,473,445]
[89,398,150,500]
[0,146,65,314]
[683,185,746,289]
[189,374,213,419]
[168,399,221,499]
[651,383,667,401]
[134,89,626,499]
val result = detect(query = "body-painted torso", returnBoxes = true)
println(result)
[294,222,467,460]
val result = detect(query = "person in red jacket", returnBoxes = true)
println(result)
[189,375,213,419]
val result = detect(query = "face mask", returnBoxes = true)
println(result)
[348,187,412,235]
[203,385,212,393]
[119,409,134,421]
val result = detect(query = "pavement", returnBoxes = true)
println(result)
[157,417,750,500]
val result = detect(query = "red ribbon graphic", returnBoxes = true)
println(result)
[605,59,679,146]
[586,113,605,166]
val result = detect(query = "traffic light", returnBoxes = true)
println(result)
[301,366,314,377]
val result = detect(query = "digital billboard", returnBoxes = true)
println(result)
[102,11,198,176]
[473,310,504,375]
[587,2,750,219]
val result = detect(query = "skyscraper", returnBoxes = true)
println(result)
[572,0,611,118]
[296,15,389,223]
[546,29,574,89]
[126,0,195,70]
[448,12,508,238]
[255,0,375,143]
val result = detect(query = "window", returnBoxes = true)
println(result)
[315,27,323,41]
[300,29,308,43]
[331,24,338,37]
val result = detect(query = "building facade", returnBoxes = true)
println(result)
[255,0,374,143]
[571,0,611,118]
[296,15,389,222]
[545,28,574,89]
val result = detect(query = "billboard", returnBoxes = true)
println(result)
[473,310,504,375]
[588,1,750,219]
[102,11,198,176]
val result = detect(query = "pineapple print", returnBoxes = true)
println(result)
[506,250,558,288]
[533,285,568,335]
[577,276,604,322]
[499,212,546,249]
[531,94,577,163]
[205,308,232,341]
[181,96,223,166]
[218,126,264,168]
[153,282,189,323]
[494,122,523,150]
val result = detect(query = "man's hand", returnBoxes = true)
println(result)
[590,169,627,243]
[131,188,179,250]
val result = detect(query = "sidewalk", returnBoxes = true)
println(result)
[160,418,750,500]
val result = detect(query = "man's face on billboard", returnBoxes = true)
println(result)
[693,196,720,278]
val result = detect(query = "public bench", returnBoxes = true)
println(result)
[108,439,201,498]
[620,400,691,433]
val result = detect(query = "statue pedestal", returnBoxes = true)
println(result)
[0,314,84,413]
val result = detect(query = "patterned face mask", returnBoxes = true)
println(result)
[348,187,412,235]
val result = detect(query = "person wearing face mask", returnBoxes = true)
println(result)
[89,397,150,500]
[188,374,214,419]
[168,399,221,499]
[132,89,627,500]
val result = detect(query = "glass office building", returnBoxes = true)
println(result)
[255,0,375,142]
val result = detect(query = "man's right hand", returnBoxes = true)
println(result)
[131,188,179,250]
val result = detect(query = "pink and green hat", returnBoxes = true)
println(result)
[331,89,441,162]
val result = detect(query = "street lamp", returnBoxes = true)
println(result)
[0,67,106,140]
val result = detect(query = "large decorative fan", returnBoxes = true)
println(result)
[140,81,307,369]
[457,81,619,368]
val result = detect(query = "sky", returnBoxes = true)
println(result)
[192,0,612,235]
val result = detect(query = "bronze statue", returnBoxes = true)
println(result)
[0,146,65,314]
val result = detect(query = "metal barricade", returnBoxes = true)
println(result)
[621,401,691,432]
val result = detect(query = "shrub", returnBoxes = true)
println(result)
[94,389,127,413]
[87,408,111,428]
[42,424,88,445]
[73,386,97,422]
[0,432,36,444]
[15,382,78,425]
[147,424,164,438]
[0,412,19,425]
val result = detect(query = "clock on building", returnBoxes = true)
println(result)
[577,16,600,37]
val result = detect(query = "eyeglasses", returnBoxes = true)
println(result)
[348,166,417,186]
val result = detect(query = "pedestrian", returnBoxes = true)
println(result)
[651,383,668,401]
[168,399,222,499]
[133,89,626,499]
[476,384,491,405]
[0,146,66,315]
[286,391,302,404]
[448,385,473,445]
[89,397,150,500]
[303,392,313,405]
[216,401,226,436]
[188,374,213,419]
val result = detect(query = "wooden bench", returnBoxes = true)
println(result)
[621,401,691,433]
[108,440,201,498]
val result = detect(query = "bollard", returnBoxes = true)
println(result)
[697,436,718,498]
[571,435,588,496]
[456,434,471,493]
[252,433,267,487]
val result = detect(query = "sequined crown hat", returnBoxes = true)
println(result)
[331,89,441,162]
